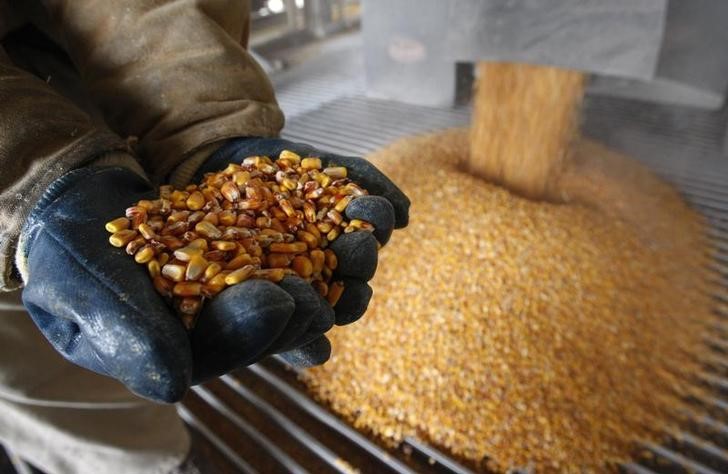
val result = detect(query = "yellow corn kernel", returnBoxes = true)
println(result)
[195,221,223,239]
[186,191,205,210]
[267,253,292,268]
[319,174,332,188]
[232,170,251,186]
[125,237,146,255]
[147,259,161,279]
[253,268,286,282]
[201,262,222,282]
[211,240,237,251]
[317,222,333,233]
[188,238,209,251]
[279,150,302,163]
[174,246,203,262]
[202,273,228,297]
[327,281,345,306]
[173,282,202,297]
[296,230,319,249]
[134,245,155,264]
[219,210,237,226]
[109,229,138,248]
[138,223,155,240]
[158,235,184,251]
[291,256,313,278]
[186,255,208,281]
[220,181,241,202]
[327,227,341,242]
[323,166,347,179]
[222,163,242,175]
[225,265,256,285]
[162,264,186,282]
[334,195,354,213]
[152,275,173,297]
[202,212,219,225]
[301,157,322,170]
[327,209,343,225]
[105,217,130,233]
[225,253,254,270]
[158,253,170,266]
[279,199,296,217]
[310,250,325,274]
[324,249,338,270]
[303,201,317,223]
[281,177,298,191]
[269,242,308,254]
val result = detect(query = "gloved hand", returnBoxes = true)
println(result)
[19,163,395,402]
[195,137,410,368]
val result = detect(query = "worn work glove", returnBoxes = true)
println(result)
[195,137,410,369]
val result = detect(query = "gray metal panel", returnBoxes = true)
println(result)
[446,0,666,80]
[589,0,728,110]
[362,0,456,106]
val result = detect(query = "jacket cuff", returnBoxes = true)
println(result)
[0,132,129,291]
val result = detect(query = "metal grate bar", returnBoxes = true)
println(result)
[218,375,350,474]
[191,386,309,474]
[178,405,259,474]
[402,437,475,474]
[246,364,418,474]
[641,444,723,474]
[622,463,661,474]
[675,432,728,471]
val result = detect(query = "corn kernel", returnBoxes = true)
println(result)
[225,265,256,285]
[109,229,138,247]
[269,242,308,254]
[301,157,322,170]
[173,282,202,297]
[326,281,344,306]
[292,256,313,278]
[105,217,130,233]
[186,191,205,210]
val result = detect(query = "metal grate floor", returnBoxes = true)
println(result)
[178,94,728,474]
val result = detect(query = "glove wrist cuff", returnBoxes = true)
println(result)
[168,141,227,189]
[16,166,146,284]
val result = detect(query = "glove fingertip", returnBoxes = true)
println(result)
[334,280,373,326]
[345,196,395,245]
[280,336,332,368]
[329,232,378,281]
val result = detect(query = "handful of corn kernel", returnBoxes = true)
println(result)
[105,150,374,329]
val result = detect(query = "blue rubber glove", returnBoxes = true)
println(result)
[18,165,363,402]
[196,137,411,367]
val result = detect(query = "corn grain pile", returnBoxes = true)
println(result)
[105,151,373,328]
[301,130,716,472]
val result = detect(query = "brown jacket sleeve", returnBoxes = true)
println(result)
[37,0,285,180]
[0,46,128,291]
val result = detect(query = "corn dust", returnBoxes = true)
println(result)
[301,130,717,472]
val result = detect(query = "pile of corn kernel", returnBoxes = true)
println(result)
[302,131,717,472]
[105,151,373,328]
